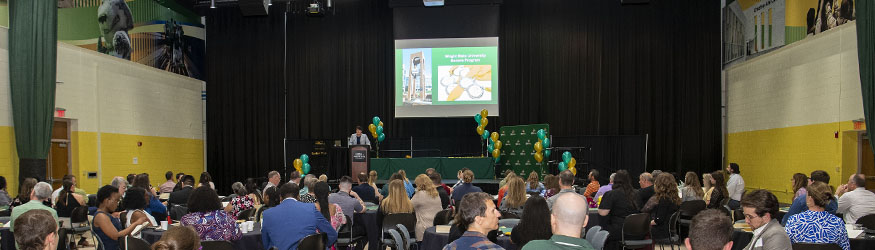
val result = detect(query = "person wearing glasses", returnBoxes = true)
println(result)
[740,189,791,250]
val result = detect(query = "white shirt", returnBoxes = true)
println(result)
[748,220,770,250]
[727,173,745,201]
[51,188,62,205]
[837,187,875,223]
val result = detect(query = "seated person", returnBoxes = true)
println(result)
[685,209,733,250]
[180,186,242,241]
[740,189,791,250]
[13,210,60,250]
[225,182,258,218]
[641,174,680,241]
[351,172,379,203]
[429,173,450,209]
[262,183,337,250]
[151,226,201,250]
[443,192,504,250]
[835,174,875,223]
[412,174,443,241]
[512,196,553,248]
[522,193,595,250]
[93,185,148,250]
[782,170,837,225]
[525,172,545,195]
[500,177,526,216]
[785,181,849,250]
[122,187,159,238]
[54,180,85,217]
[451,170,483,206]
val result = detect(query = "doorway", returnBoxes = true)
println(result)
[861,136,875,190]
[48,119,71,190]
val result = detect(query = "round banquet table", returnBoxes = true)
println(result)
[420,226,516,250]
[141,223,264,250]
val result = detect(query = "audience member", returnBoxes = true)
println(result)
[123,187,159,235]
[159,171,176,194]
[169,175,195,205]
[726,163,745,210]
[379,179,414,219]
[522,193,594,250]
[452,168,470,190]
[598,170,639,244]
[594,173,615,203]
[264,171,281,191]
[836,174,875,223]
[740,189,791,250]
[791,173,808,200]
[707,171,729,209]
[496,172,516,207]
[93,185,147,250]
[511,196,553,248]
[329,176,366,238]
[180,186,242,241]
[785,181,849,250]
[225,182,258,218]
[368,170,384,199]
[783,170,837,225]
[526,172,545,195]
[133,174,167,216]
[451,170,483,206]
[399,170,416,198]
[299,176,318,203]
[313,181,346,230]
[0,176,9,207]
[51,174,88,205]
[244,178,264,204]
[352,172,379,203]
[172,172,186,192]
[110,176,128,195]
[381,173,404,197]
[9,178,36,208]
[426,168,438,177]
[547,170,577,209]
[54,180,85,217]
[642,174,680,240]
[288,171,302,187]
[651,170,663,177]
[682,171,704,202]
[256,186,280,222]
[198,172,215,189]
[151,226,200,250]
[444,192,504,250]
[637,172,655,208]
[11,182,58,232]
[262,183,337,249]
[543,174,560,199]
[318,174,328,183]
[582,170,600,199]
[127,174,137,188]
[412,174,443,240]
[685,209,733,250]
[499,170,514,189]
[702,173,714,205]
[429,173,451,209]
[13,209,59,250]
[500,177,526,216]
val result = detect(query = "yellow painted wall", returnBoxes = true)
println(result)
[0,126,17,197]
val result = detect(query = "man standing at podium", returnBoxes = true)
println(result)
[349,126,371,146]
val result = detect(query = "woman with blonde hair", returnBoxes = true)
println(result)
[702,173,714,204]
[681,172,704,201]
[367,170,383,201]
[501,177,527,216]
[379,180,414,234]
[525,172,544,194]
[398,170,415,198]
[411,174,442,240]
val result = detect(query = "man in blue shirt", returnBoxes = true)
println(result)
[451,170,483,207]
[782,170,837,225]
[443,192,504,250]
[262,183,337,250]
[351,172,380,203]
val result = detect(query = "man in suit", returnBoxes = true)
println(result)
[169,175,195,205]
[262,183,337,250]
[348,126,371,146]
[740,189,791,250]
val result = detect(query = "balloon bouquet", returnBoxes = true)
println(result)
[368,116,386,158]
[558,152,578,175]
[292,154,311,177]
[475,109,502,162]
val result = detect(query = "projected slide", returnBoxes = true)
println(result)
[395,38,498,117]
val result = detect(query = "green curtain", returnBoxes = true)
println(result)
[9,0,57,182]
[860,1,875,153]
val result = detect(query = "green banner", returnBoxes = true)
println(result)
[498,124,550,179]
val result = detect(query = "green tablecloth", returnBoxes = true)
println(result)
[370,157,495,180]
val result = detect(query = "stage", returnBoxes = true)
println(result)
[370,157,495,180]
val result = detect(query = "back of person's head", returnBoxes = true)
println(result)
[313,182,332,221]
[339,176,353,190]
[110,176,127,188]
[429,173,443,186]
[516,196,551,237]
[182,175,195,186]
[454,192,493,231]
[381,180,413,214]
[187,186,221,213]
[165,171,174,181]
[503,172,516,183]
[527,172,539,189]
[414,174,438,197]
[505,177,526,208]
[304,175,319,191]
[123,187,148,211]
[133,174,151,190]
[96,185,119,207]
[231,182,246,196]
[612,170,639,209]
[358,172,368,183]
[18,178,37,201]
[33,182,53,201]
[0,176,6,190]
[852,174,866,188]
[13,209,57,250]
[728,163,740,174]
[807,181,834,208]
[318,174,328,182]
[809,170,830,184]
[589,169,599,180]
[289,171,301,181]
[462,170,475,183]
[426,168,436,176]
[552,193,589,230]
[654,174,681,205]
[151,226,200,250]
[651,170,663,178]
[263,186,280,207]
[609,173,616,183]
[176,173,185,181]
[368,170,378,184]
[558,170,574,187]
[398,169,408,180]
[62,174,75,183]
[126,174,136,185]
[687,209,733,250]
[639,172,654,184]
[199,172,212,186]
[544,174,559,193]
[710,171,727,188]
[279,183,300,200]
[389,173,403,182]
[740,189,779,219]
[58,180,75,206]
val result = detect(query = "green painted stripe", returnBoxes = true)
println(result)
[785,26,808,45]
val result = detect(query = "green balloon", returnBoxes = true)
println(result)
[378,133,386,142]
[537,129,547,141]
[545,149,552,158]
[300,154,309,164]
[562,151,572,164]
[373,116,381,126]
[376,126,384,134]
[481,129,490,140]
[302,163,311,174]
[475,114,482,124]
[558,162,568,171]
[542,138,551,148]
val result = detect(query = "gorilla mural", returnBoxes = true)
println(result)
[97,0,134,59]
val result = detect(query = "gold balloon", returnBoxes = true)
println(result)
[368,124,377,134]
[371,131,378,138]
[492,149,500,158]
[534,141,543,152]
[476,126,485,135]
[494,140,502,150]
[570,166,577,175]
[480,118,489,127]
[293,158,303,169]
[379,121,384,127]
[480,109,488,118]
[569,157,577,169]
[490,132,499,142]
[534,152,544,163]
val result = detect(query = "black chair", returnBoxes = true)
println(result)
[297,232,327,250]
[499,210,520,219]
[201,240,235,250]
[66,206,92,248]
[123,236,152,250]
[653,211,680,250]
[856,214,875,230]
[237,208,256,221]
[87,194,98,207]
[677,200,706,224]
[381,213,416,249]
[433,209,453,225]
[169,204,188,221]
[336,215,364,249]
[621,213,653,250]
[790,243,843,250]
[90,227,106,250]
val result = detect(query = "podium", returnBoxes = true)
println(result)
[349,145,370,183]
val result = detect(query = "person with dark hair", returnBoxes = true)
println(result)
[225,182,258,218]
[726,163,745,210]
[245,178,263,203]
[263,186,280,208]
[127,174,136,188]
[836,174,875,223]
[93,185,147,250]
[642,174,680,240]
[349,125,371,146]
[547,170,577,209]
[169,175,195,205]
[288,171,302,186]
[582,169,600,199]
[54,179,85,217]
[262,183,337,249]
[11,178,38,209]
[445,192,504,250]
[151,226,200,250]
[180,186,241,241]
[429,173,450,209]
[0,176,9,207]
[352,172,379,203]
[785,182,849,250]
[198,172,214,189]
[314,181,346,230]
[782,170,837,225]
[637,172,655,208]
[172,172,186,192]
[685,209,733,250]
[511,196,553,248]
[51,174,88,206]
[707,171,729,209]
[159,171,176,194]
[13,209,59,250]
[791,173,808,200]
[123,187,159,239]
[740,189,791,250]
[133,174,167,216]
[598,170,639,245]
[330,176,367,239]
[522,193,594,250]
[543,174,559,199]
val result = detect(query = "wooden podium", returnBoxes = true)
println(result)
[349,145,370,183]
